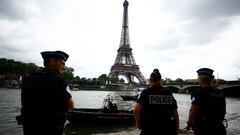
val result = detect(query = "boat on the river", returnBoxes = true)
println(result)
[120,95,138,101]
[67,95,134,125]
[120,89,140,101]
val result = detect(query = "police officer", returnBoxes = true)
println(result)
[20,50,74,135]
[134,69,179,135]
[185,68,226,135]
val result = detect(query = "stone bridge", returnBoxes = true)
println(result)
[164,83,240,97]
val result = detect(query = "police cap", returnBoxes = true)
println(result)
[197,68,214,78]
[41,50,69,61]
[150,68,161,80]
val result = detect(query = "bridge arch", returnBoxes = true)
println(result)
[164,86,179,93]
[183,86,201,94]
[222,86,240,97]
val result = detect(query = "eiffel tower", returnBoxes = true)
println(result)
[108,0,146,84]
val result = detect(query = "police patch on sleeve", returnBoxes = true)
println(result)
[149,95,173,104]
[137,93,141,100]
[191,96,195,102]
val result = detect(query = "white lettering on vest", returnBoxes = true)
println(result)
[149,95,173,104]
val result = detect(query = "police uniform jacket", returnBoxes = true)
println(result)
[191,86,226,127]
[137,84,178,133]
[21,68,72,127]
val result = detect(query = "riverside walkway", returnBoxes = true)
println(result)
[94,113,240,135]
[94,129,194,135]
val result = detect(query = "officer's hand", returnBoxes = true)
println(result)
[184,124,191,130]
[136,123,141,129]
[184,121,192,130]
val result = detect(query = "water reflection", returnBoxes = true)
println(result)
[0,89,239,135]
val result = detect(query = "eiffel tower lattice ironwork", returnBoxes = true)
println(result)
[108,0,146,84]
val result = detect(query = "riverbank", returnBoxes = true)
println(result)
[93,129,194,135]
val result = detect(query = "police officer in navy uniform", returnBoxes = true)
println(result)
[134,69,179,135]
[20,50,74,135]
[185,68,226,135]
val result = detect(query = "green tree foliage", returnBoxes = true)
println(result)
[0,58,40,77]
[62,67,74,82]
[165,78,173,84]
[109,77,120,83]
[0,58,73,81]
[98,74,109,84]
[0,58,125,85]
[71,76,81,84]
[175,78,184,83]
[96,74,124,84]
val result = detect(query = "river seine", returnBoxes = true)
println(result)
[0,88,239,135]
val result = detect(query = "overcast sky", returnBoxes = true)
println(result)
[0,0,240,81]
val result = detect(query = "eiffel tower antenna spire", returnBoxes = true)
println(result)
[121,0,130,46]
[108,0,146,84]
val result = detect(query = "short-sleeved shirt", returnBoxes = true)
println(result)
[137,85,178,133]
[21,69,72,126]
[191,87,226,122]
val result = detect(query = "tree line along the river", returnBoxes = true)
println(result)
[0,58,125,86]
[1,57,234,87]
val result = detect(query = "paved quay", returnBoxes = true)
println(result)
[94,128,194,135]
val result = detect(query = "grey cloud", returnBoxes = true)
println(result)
[0,45,25,61]
[185,0,240,19]
[179,18,231,45]
[0,35,27,59]
[159,0,240,19]
[157,0,240,46]
[0,38,40,65]
[0,40,25,57]
[0,0,57,21]
[0,0,27,20]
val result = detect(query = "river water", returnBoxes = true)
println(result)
[0,88,239,135]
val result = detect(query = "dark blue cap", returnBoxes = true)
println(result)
[197,68,214,78]
[151,68,161,80]
[41,50,69,61]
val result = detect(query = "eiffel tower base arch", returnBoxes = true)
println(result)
[108,64,146,84]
